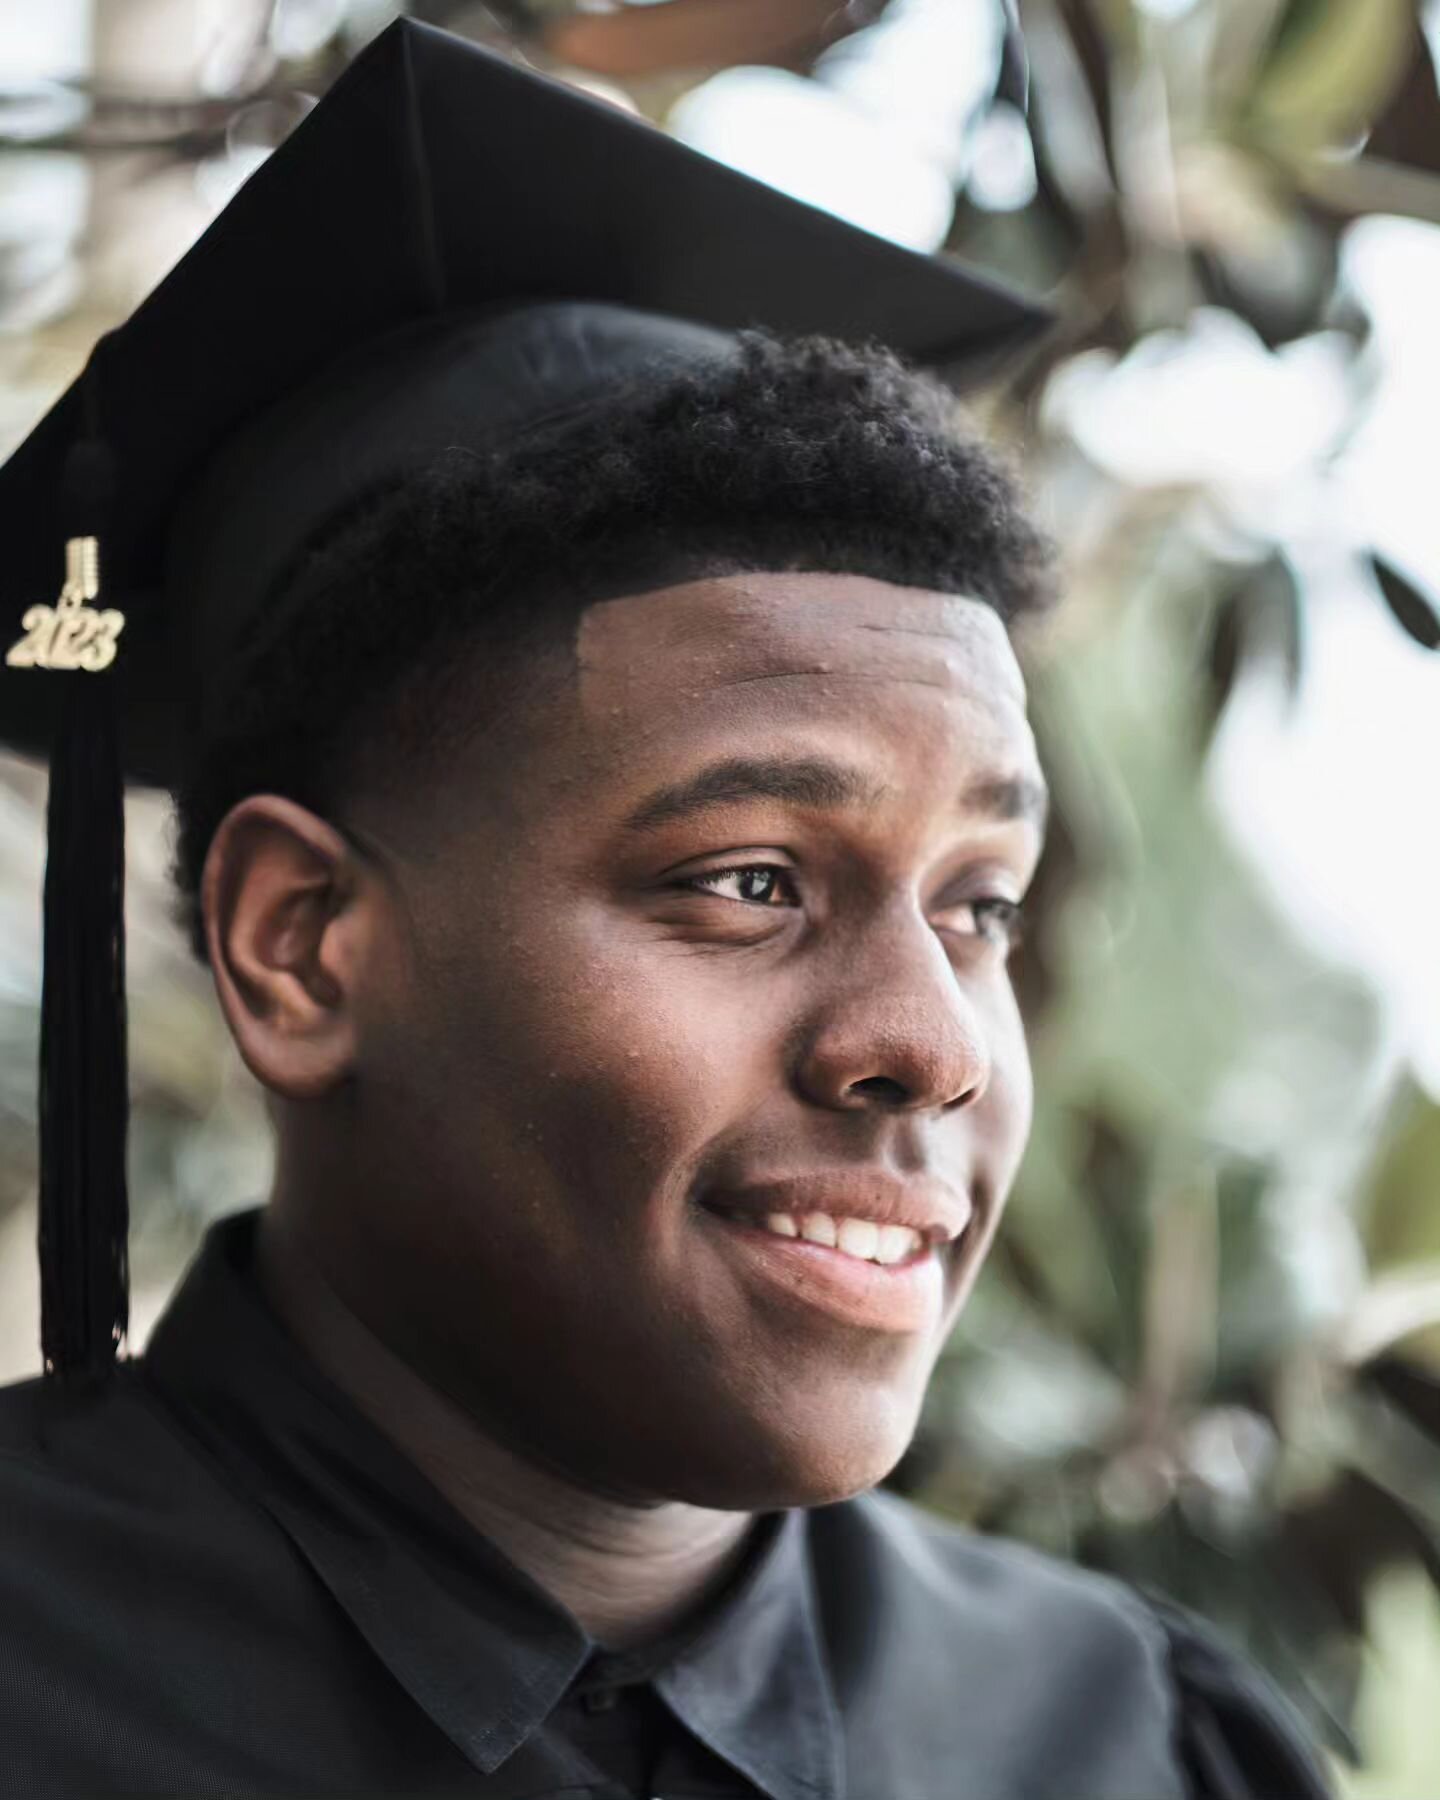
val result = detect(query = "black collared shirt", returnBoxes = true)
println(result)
[0,1208,1332,1799]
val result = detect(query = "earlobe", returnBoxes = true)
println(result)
[201,794,363,1100]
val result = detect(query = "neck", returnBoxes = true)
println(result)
[254,1200,757,1650]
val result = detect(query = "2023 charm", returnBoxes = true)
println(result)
[6,536,125,674]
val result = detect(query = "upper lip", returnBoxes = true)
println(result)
[703,1171,972,1248]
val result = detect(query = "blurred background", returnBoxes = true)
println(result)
[2,1,1439,1791]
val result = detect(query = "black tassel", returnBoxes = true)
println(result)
[37,364,129,1384]
[38,670,130,1381]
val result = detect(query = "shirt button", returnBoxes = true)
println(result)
[581,1684,619,1712]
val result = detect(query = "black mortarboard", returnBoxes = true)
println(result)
[0,17,1053,1379]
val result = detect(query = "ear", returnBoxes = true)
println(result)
[201,794,374,1100]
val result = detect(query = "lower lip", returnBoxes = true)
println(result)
[700,1208,947,1334]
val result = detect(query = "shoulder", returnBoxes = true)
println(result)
[810,1483,1180,1692]
[0,1363,277,1623]
[0,1360,303,1588]
[0,1365,355,1786]
[1145,1591,1335,1799]
[0,1361,222,1518]
[807,1487,1333,1800]
[0,1363,180,1510]
[0,1362,306,1665]
[812,1483,1170,1668]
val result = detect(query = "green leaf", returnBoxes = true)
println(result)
[1343,1564,1440,1797]
[1291,150,1440,227]
[1356,1086,1440,1364]
[1369,552,1440,651]
[1246,0,1413,148]
[1202,555,1305,743]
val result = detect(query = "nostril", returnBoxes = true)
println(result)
[943,1079,984,1113]
[848,1075,909,1105]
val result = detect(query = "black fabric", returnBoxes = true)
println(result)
[1153,1595,1336,1800]
[0,1207,1334,1799]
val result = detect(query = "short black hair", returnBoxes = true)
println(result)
[171,328,1056,960]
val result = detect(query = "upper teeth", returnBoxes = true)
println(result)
[762,1212,923,1265]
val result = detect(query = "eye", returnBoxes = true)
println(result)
[680,863,798,908]
[957,897,1027,953]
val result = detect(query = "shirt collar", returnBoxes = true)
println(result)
[142,1207,841,1800]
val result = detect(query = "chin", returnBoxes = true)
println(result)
[659,1393,923,1512]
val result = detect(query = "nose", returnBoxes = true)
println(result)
[793,900,992,1114]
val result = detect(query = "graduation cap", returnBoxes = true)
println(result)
[0,16,1053,1381]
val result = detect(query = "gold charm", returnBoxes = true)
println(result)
[6,536,125,673]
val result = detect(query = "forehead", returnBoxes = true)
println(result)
[571,572,1029,750]
[384,571,1044,856]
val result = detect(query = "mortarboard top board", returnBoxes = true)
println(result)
[0,16,1055,1380]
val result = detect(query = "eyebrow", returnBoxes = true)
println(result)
[619,753,1049,838]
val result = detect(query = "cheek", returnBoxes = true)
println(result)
[982,986,1033,1189]
[408,892,764,1207]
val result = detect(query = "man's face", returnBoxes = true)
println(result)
[332,572,1046,1509]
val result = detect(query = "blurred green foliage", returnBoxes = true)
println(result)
[890,3,1440,1791]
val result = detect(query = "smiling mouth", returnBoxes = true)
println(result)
[703,1203,934,1268]
[697,1203,963,1334]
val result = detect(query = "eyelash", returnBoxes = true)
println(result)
[678,863,1027,951]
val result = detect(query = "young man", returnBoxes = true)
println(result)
[0,19,1330,1799]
